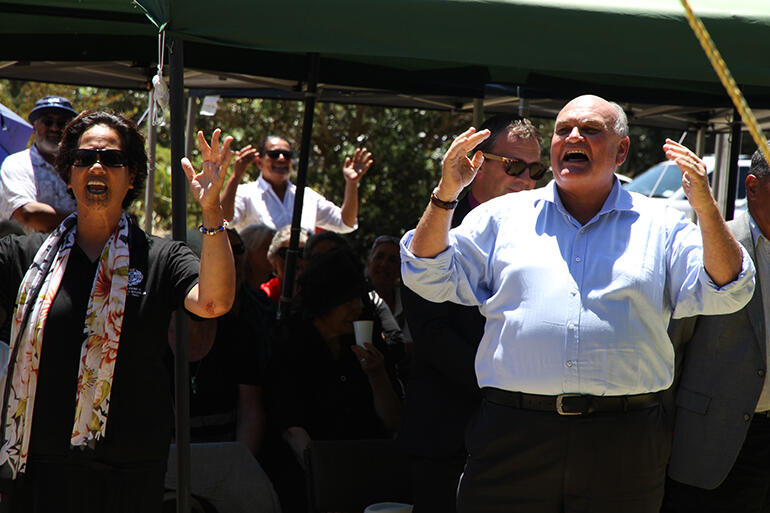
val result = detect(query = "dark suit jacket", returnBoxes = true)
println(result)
[397,193,485,457]
[668,213,765,489]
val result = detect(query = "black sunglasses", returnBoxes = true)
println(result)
[71,149,129,168]
[264,149,294,160]
[481,152,549,180]
[40,117,70,129]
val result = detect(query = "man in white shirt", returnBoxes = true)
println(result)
[0,96,78,232]
[221,135,371,233]
[400,95,755,513]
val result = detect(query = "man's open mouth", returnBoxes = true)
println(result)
[563,150,589,163]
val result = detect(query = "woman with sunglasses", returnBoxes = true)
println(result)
[221,134,373,234]
[0,111,235,513]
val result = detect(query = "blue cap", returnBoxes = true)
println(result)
[28,96,78,123]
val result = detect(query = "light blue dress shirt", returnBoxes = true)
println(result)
[401,180,755,396]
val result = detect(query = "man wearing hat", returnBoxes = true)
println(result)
[0,96,78,232]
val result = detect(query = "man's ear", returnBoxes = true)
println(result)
[746,174,758,200]
[616,136,630,166]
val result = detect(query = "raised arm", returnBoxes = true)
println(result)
[220,144,257,223]
[663,139,744,286]
[182,129,236,317]
[339,147,373,228]
[409,128,489,258]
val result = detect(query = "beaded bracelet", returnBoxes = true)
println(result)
[199,220,229,236]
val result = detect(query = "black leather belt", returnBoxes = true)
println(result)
[482,387,660,416]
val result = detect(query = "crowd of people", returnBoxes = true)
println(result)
[0,93,768,513]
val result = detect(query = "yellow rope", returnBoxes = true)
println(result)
[680,0,770,165]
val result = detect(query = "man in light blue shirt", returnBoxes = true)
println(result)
[400,95,755,513]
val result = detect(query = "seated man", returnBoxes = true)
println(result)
[0,96,78,232]
[221,135,372,233]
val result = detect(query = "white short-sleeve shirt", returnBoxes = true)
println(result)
[0,146,76,221]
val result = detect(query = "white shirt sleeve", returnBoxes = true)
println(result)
[0,151,36,220]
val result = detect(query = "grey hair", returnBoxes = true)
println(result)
[609,101,629,137]
[750,144,770,180]
[239,223,275,253]
[267,225,310,260]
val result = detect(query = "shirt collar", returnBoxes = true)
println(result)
[748,211,767,248]
[29,144,54,169]
[257,174,294,194]
[543,175,633,223]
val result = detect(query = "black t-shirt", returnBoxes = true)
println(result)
[0,224,199,466]
[270,320,392,441]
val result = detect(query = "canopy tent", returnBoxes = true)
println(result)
[2,1,769,510]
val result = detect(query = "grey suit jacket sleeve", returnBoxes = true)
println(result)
[668,213,766,489]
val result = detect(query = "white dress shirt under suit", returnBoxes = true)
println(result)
[401,179,755,397]
[230,175,356,233]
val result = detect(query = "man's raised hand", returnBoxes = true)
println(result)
[437,127,490,201]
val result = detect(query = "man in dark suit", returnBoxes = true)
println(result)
[663,145,770,512]
[398,114,543,513]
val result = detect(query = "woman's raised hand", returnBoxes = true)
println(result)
[181,129,234,213]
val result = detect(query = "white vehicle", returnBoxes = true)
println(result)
[625,155,751,218]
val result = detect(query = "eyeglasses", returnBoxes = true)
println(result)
[264,149,294,160]
[40,117,70,129]
[481,152,548,180]
[276,246,305,259]
[71,149,129,168]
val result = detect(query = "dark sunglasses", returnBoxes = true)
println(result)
[40,117,70,129]
[481,152,549,180]
[264,149,294,160]
[71,149,129,168]
[276,246,305,259]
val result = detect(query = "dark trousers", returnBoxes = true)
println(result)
[457,397,670,513]
[0,458,165,513]
[662,414,770,513]
[410,453,466,513]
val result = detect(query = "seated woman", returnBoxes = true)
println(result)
[0,112,235,513]
[305,232,408,375]
[265,249,401,511]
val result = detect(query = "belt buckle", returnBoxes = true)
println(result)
[556,394,583,416]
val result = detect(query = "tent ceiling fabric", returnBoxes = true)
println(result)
[0,0,769,131]
[133,0,770,88]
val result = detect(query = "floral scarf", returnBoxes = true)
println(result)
[0,212,130,478]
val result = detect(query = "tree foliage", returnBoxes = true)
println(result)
[1,78,695,255]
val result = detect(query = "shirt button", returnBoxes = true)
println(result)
[744,413,752,422]
[759,369,766,377]
[566,360,573,367]
[575,257,581,263]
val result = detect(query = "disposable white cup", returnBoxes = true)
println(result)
[353,320,374,347]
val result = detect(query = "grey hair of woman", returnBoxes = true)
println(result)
[239,223,275,254]
[267,225,310,260]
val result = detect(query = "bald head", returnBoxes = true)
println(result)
[560,95,628,138]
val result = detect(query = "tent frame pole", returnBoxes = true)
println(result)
[279,52,320,319]
[725,107,742,221]
[169,36,192,513]
[144,89,157,235]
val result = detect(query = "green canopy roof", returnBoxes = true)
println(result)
[1,0,769,107]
